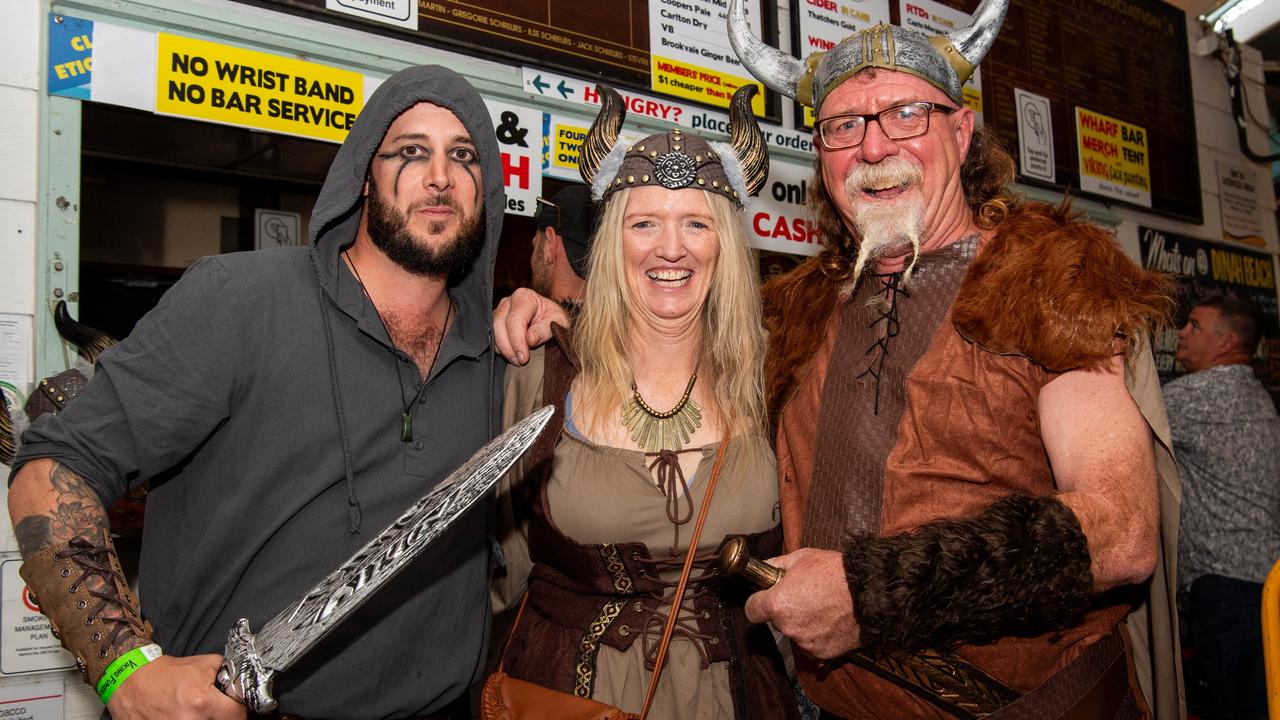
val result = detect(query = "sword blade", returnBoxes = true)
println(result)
[217,405,553,712]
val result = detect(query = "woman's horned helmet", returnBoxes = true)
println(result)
[579,83,769,209]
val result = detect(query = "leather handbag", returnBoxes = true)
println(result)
[481,433,731,720]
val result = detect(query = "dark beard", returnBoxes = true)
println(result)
[365,181,485,278]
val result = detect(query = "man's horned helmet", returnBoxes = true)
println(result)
[727,0,1009,111]
[579,84,769,208]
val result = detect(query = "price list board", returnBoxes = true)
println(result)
[939,0,1200,221]
[238,0,780,121]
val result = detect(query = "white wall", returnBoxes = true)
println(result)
[0,0,40,367]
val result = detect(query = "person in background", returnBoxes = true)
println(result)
[1166,294,1280,720]
[530,184,599,304]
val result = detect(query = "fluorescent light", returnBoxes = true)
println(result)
[1200,0,1280,42]
[1212,0,1265,31]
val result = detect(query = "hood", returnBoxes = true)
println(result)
[309,64,505,340]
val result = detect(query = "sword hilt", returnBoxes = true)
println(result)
[717,537,785,589]
[216,618,278,714]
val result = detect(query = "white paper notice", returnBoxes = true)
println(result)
[1216,158,1266,248]
[0,315,32,394]
[0,676,64,719]
[0,557,76,676]
[1014,89,1054,182]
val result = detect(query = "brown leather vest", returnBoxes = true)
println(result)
[776,239,1137,719]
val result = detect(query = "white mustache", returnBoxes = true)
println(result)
[845,157,923,195]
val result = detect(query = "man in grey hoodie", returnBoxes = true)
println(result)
[9,65,506,719]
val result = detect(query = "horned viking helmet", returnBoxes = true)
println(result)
[726,0,1009,111]
[579,83,769,208]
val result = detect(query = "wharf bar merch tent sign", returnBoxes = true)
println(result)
[236,0,782,121]
[1138,226,1280,385]
[45,14,543,216]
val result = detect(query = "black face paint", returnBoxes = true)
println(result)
[374,148,425,201]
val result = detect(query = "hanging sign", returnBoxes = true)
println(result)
[155,34,364,142]
[1075,107,1151,208]
[648,0,766,114]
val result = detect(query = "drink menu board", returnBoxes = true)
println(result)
[238,0,780,120]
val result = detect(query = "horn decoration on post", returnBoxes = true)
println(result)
[53,301,117,365]
[727,85,769,197]
[578,84,626,186]
[726,0,806,104]
[943,0,1010,86]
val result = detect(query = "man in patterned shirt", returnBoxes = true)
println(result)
[1165,294,1280,720]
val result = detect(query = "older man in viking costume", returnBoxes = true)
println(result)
[723,1,1184,718]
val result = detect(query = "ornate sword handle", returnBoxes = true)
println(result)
[717,537,785,589]
[216,618,278,714]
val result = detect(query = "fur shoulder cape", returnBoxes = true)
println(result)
[762,201,1172,427]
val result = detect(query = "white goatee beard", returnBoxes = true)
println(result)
[843,158,926,288]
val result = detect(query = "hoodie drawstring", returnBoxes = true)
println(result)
[315,261,363,533]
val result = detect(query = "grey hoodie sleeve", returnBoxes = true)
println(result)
[13,256,243,506]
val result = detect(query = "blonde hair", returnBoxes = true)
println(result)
[572,188,766,437]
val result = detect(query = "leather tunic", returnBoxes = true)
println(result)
[775,232,1145,719]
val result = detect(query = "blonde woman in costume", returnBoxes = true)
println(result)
[493,85,799,720]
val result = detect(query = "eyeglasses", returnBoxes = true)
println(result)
[534,197,560,228]
[816,102,957,150]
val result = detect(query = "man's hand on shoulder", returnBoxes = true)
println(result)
[107,654,246,720]
[494,288,568,365]
[743,548,859,659]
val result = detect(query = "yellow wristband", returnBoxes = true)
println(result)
[96,644,162,705]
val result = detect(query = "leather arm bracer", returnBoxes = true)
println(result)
[19,529,154,686]
[844,494,1094,652]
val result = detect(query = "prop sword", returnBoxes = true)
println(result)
[215,405,554,713]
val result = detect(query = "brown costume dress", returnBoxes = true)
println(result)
[494,334,799,720]
[764,202,1183,720]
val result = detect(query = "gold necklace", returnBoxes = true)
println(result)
[621,372,701,452]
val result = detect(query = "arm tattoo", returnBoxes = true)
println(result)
[13,462,109,558]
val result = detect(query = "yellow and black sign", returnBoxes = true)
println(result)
[155,34,363,143]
